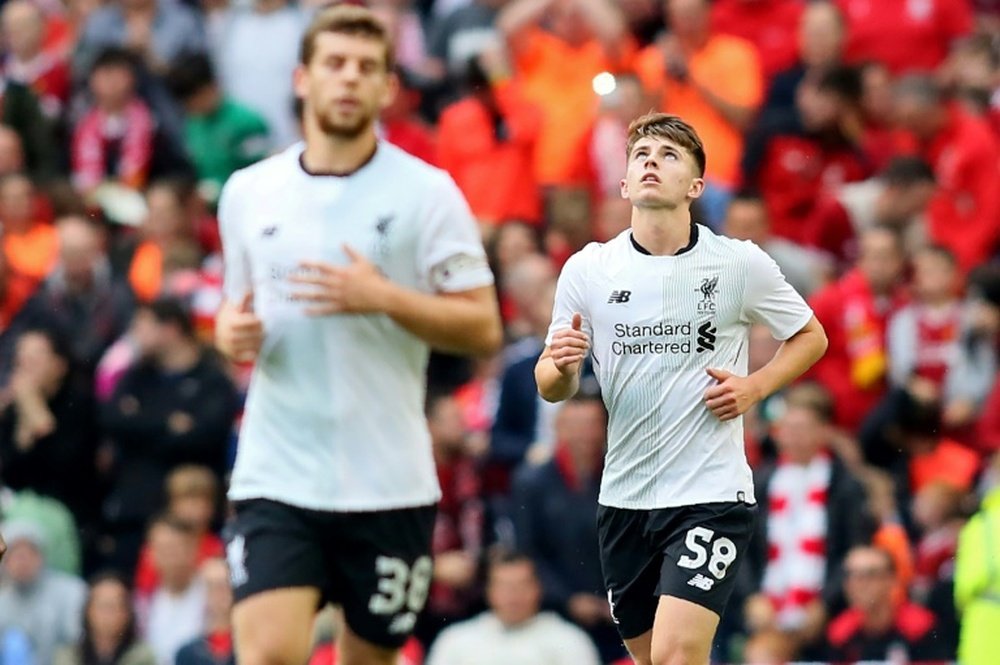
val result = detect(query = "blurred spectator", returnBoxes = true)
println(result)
[741,627,798,665]
[0,173,58,281]
[99,298,237,573]
[837,0,973,74]
[72,48,155,195]
[901,398,980,496]
[710,0,803,81]
[73,0,206,78]
[133,465,224,599]
[860,468,916,595]
[954,454,1000,665]
[489,254,557,498]
[498,0,630,187]
[437,48,542,229]
[0,519,87,665]
[939,34,1000,128]
[380,67,437,165]
[426,0,505,85]
[2,489,81,576]
[0,78,58,181]
[863,247,992,466]
[588,73,652,200]
[807,225,908,431]
[893,74,1000,272]
[722,192,828,297]
[745,65,871,244]
[0,125,25,178]
[174,557,234,665]
[969,265,1000,454]
[138,515,206,665]
[511,391,621,661]
[426,549,601,665]
[369,0,431,77]
[912,482,964,596]
[0,328,98,528]
[803,156,936,268]
[421,391,485,642]
[742,384,870,649]
[0,242,37,339]
[825,545,951,662]
[1,0,71,121]
[453,355,501,457]
[53,571,157,665]
[635,0,763,226]
[165,53,270,207]
[213,0,306,150]
[19,215,135,373]
[125,179,204,303]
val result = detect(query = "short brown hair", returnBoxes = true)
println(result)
[300,4,394,70]
[782,382,835,424]
[166,464,218,501]
[625,113,706,177]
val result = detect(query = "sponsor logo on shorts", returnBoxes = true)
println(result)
[687,573,715,591]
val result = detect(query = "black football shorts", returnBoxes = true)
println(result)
[597,500,757,640]
[225,498,436,648]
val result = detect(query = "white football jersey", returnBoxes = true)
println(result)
[221,142,494,511]
[546,225,813,510]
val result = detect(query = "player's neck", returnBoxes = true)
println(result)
[630,207,694,256]
[301,128,378,177]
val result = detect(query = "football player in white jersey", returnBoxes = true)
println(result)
[536,113,828,665]
[214,6,502,665]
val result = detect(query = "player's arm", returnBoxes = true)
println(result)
[705,316,827,421]
[535,313,589,403]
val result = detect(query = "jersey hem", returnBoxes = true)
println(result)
[226,489,443,513]
[597,496,758,511]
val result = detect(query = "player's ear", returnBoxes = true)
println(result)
[619,178,629,200]
[381,68,400,111]
[687,177,705,201]
[293,64,309,99]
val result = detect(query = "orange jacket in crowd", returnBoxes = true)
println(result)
[437,81,542,225]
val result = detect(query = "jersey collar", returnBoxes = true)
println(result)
[630,222,699,256]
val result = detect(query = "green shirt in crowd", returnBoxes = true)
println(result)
[185,98,270,203]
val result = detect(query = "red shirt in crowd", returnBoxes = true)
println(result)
[133,532,225,597]
[0,269,37,329]
[309,639,423,665]
[975,375,1000,455]
[808,270,907,430]
[758,135,870,244]
[919,105,1000,273]
[437,83,542,226]
[837,0,973,74]
[710,0,803,80]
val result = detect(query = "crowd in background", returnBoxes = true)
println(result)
[1,0,1000,663]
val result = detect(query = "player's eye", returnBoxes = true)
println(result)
[664,150,678,160]
[360,59,379,75]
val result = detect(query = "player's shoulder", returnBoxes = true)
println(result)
[376,141,457,191]
[562,231,630,270]
[695,223,760,258]
[223,142,300,192]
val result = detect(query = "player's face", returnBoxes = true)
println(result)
[295,32,396,139]
[620,136,704,210]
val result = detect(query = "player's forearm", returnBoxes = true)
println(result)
[381,284,502,356]
[534,357,580,402]
[749,317,828,399]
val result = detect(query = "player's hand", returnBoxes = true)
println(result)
[0,531,6,563]
[549,313,590,376]
[703,368,762,421]
[290,245,391,316]
[434,551,477,589]
[568,593,611,627]
[216,293,264,363]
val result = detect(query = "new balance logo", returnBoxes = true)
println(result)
[687,574,715,591]
[261,225,278,238]
[389,612,417,635]
[608,290,632,304]
[226,535,249,588]
[696,321,716,352]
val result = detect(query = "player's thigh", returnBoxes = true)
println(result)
[333,505,436,650]
[623,630,654,665]
[650,595,719,665]
[337,617,399,665]
[232,587,321,665]
[226,499,330,664]
[597,505,662,644]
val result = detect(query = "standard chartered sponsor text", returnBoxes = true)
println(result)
[612,321,693,355]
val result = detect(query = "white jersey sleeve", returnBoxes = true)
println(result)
[218,172,252,302]
[416,174,494,293]
[740,242,814,340]
[545,248,594,346]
